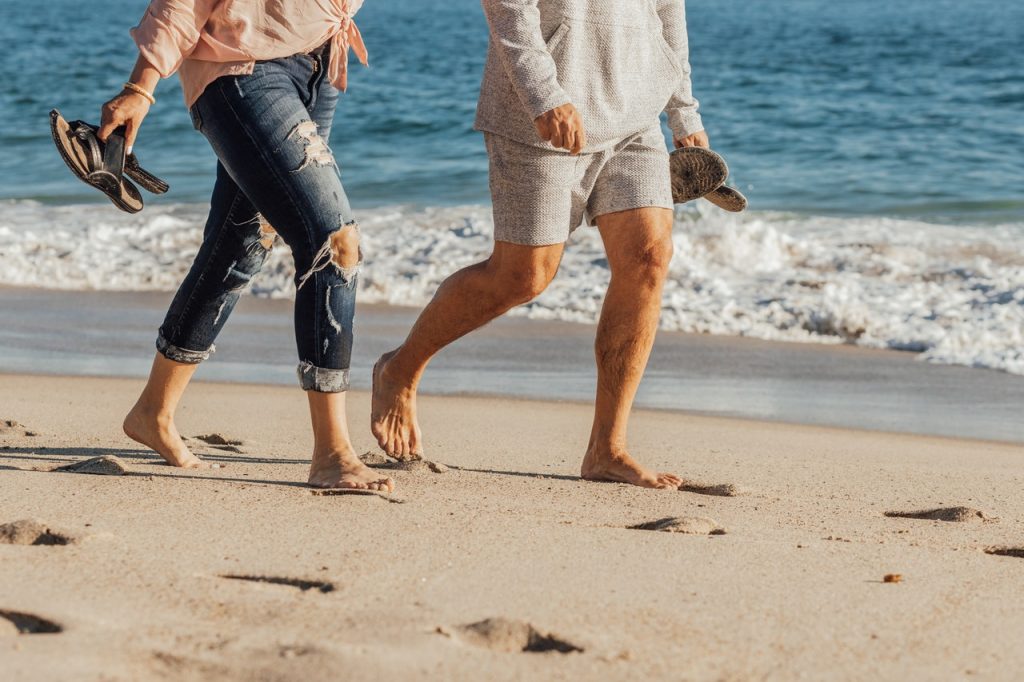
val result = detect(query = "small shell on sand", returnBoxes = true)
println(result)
[679,482,749,497]
[883,574,903,583]
[629,516,726,535]
[884,507,993,523]
[55,455,128,476]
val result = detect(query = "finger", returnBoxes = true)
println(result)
[577,126,587,152]
[570,128,582,155]
[124,119,138,153]
[549,125,564,151]
[535,118,552,143]
[96,120,116,142]
[557,121,572,151]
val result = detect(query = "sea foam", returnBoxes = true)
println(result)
[1,200,1022,375]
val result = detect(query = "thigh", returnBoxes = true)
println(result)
[191,62,354,270]
[486,133,584,247]
[587,125,674,226]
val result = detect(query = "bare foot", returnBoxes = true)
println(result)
[580,448,682,489]
[308,449,396,492]
[122,404,215,469]
[370,351,423,460]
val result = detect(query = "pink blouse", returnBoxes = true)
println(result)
[131,0,368,107]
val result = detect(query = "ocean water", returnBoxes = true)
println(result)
[1,0,1022,374]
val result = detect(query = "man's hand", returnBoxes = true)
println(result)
[534,103,586,154]
[674,130,710,149]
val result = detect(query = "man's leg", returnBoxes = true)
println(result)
[580,207,682,489]
[372,241,564,458]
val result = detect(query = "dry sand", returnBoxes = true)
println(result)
[1,372,1023,680]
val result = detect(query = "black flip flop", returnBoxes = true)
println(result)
[669,147,728,204]
[50,109,168,213]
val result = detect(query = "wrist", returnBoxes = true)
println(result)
[122,81,156,105]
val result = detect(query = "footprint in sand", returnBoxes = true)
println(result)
[220,574,335,593]
[359,452,449,473]
[441,618,583,654]
[54,455,128,476]
[0,610,62,636]
[884,507,995,523]
[984,547,1024,559]
[629,516,727,535]
[193,434,246,453]
[678,482,749,497]
[0,420,38,438]
[0,520,75,546]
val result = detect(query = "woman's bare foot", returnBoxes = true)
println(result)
[370,351,423,460]
[308,449,396,491]
[122,403,214,469]
[581,448,682,489]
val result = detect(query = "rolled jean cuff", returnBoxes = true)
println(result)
[156,335,214,364]
[297,361,350,393]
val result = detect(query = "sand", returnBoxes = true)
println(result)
[1,372,1023,680]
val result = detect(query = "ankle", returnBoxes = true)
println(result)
[311,445,359,465]
[380,351,421,392]
[128,401,175,427]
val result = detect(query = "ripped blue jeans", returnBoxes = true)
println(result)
[157,45,358,392]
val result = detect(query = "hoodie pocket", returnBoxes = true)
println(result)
[545,22,570,56]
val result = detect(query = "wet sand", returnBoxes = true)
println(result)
[3,287,1024,443]
[1,373,1023,680]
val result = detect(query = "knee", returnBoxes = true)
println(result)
[329,223,361,271]
[490,255,559,304]
[623,237,674,288]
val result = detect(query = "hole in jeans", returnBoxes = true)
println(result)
[288,120,336,173]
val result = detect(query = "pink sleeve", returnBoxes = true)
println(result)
[130,0,219,77]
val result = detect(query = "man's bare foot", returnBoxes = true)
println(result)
[580,448,682,489]
[308,449,396,491]
[122,404,214,469]
[370,351,423,460]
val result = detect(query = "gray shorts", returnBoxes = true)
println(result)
[485,124,673,246]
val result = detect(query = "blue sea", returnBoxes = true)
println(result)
[1,0,1022,374]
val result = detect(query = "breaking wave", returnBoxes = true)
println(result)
[2,199,1022,375]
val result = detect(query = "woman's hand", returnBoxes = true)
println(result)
[674,130,710,149]
[97,90,152,153]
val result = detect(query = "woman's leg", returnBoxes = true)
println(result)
[193,54,389,490]
[125,163,272,467]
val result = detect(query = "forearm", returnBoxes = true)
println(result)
[128,55,162,93]
[658,0,703,137]
[481,0,570,119]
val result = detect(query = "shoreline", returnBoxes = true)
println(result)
[2,288,1024,444]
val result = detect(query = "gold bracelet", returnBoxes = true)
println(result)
[123,81,156,105]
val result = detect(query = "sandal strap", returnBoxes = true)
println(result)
[68,120,103,174]
[124,154,170,194]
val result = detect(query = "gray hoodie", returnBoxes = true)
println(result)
[475,0,704,153]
